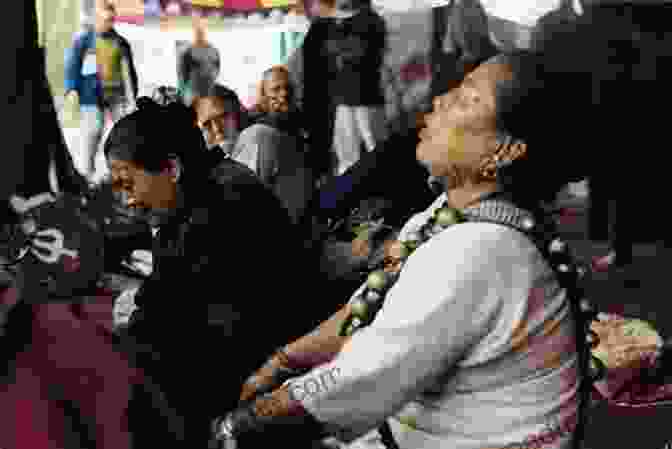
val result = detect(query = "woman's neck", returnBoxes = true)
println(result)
[444,181,500,210]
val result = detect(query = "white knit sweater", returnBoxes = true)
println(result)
[291,194,580,449]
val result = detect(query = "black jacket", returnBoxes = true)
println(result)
[128,159,335,429]
[134,158,327,334]
[324,8,387,106]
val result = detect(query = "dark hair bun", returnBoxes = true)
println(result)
[104,96,208,176]
[491,50,588,205]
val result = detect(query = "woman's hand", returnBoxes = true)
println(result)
[239,349,305,404]
[240,306,353,403]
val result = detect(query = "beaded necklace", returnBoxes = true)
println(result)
[340,197,553,336]
[337,195,597,449]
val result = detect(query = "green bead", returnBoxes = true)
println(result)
[397,242,410,259]
[404,240,420,252]
[435,207,462,227]
[350,297,369,319]
[367,270,389,291]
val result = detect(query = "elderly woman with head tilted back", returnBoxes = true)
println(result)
[211,50,591,449]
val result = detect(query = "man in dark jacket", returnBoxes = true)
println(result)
[104,100,334,447]
[299,0,388,179]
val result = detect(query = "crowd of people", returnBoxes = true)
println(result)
[3,0,672,448]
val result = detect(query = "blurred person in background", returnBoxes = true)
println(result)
[64,0,137,184]
[532,1,672,276]
[177,15,221,106]
[196,82,314,228]
[250,66,304,138]
[291,0,388,182]
[192,84,250,166]
[95,0,138,122]
[431,0,499,99]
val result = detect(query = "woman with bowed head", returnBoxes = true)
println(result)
[211,50,592,449]
[103,98,337,446]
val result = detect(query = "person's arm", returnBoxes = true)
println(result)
[219,226,506,443]
[119,35,139,101]
[238,281,361,403]
[64,32,85,97]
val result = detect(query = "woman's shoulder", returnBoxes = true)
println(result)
[434,221,524,248]
[192,166,291,225]
[414,221,539,271]
[209,157,264,188]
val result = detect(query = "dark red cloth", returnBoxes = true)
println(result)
[0,286,141,449]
